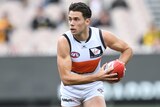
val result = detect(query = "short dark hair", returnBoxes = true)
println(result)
[69,2,92,19]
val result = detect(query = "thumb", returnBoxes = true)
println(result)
[102,63,108,70]
[103,63,114,73]
[106,66,114,74]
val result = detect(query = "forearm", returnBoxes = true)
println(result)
[61,72,98,86]
[119,47,133,65]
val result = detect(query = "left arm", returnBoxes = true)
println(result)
[102,30,133,65]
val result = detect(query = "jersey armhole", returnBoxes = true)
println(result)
[62,34,71,52]
[99,29,106,49]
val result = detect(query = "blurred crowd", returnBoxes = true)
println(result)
[0,0,159,56]
[140,24,160,53]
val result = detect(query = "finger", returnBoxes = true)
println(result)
[102,63,108,70]
[106,66,114,74]
[110,73,119,78]
[105,73,118,78]
[105,77,119,81]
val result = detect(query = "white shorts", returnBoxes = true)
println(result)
[60,81,104,107]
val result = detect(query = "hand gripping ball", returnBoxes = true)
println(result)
[105,59,126,79]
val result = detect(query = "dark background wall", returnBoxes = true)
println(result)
[0,54,160,105]
[101,54,160,82]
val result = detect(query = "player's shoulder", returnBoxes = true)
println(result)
[57,31,72,50]
[57,35,68,44]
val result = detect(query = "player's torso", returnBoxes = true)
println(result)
[64,27,106,74]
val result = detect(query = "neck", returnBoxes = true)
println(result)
[74,27,89,41]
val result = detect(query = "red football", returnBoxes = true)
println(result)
[107,60,125,79]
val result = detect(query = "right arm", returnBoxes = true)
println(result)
[57,36,117,86]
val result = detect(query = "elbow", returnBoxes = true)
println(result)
[129,46,133,58]
[125,46,133,62]
[124,45,133,56]
[61,76,73,86]
[62,80,71,86]
[121,46,133,64]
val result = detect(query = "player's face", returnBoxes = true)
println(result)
[68,11,90,35]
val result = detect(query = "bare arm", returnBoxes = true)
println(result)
[102,31,133,65]
[57,36,97,85]
[57,36,116,85]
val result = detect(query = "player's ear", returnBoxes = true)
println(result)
[85,18,91,25]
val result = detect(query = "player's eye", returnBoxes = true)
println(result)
[74,18,79,21]
[68,18,72,22]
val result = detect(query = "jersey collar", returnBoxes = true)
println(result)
[73,27,92,43]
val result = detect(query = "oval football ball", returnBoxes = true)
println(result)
[106,60,125,79]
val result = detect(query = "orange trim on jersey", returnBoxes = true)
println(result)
[72,58,101,74]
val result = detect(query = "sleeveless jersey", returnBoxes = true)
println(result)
[61,27,106,89]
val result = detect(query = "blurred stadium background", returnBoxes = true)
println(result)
[0,0,160,107]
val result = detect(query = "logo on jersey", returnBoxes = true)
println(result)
[89,46,103,58]
[97,88,104,94]
[62,98,75,102]
[71,52,80,58]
